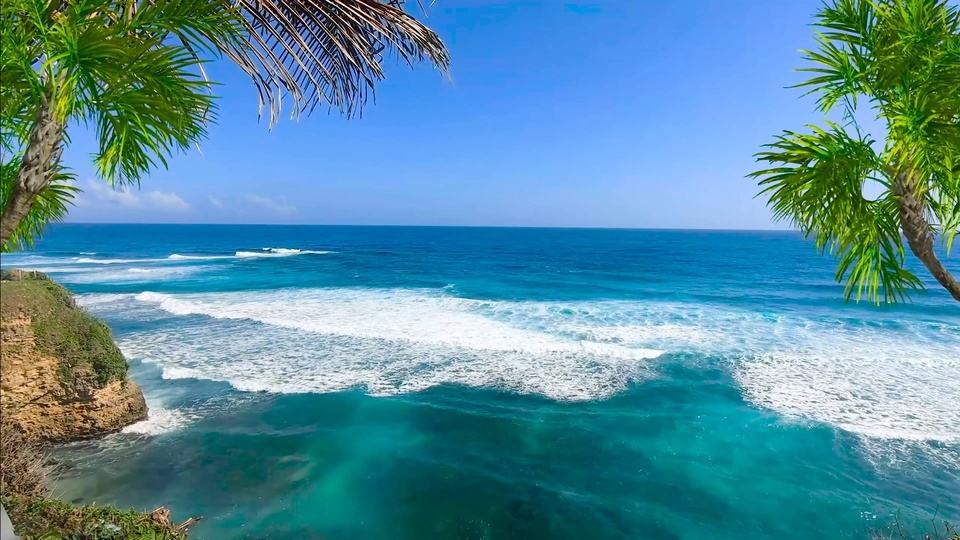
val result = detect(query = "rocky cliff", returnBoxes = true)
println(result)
[0,270,146,442]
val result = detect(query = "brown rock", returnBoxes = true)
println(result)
[0,313,147,443]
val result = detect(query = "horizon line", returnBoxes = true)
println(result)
[56,221,795,233]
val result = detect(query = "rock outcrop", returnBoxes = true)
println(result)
[0,272,146,443]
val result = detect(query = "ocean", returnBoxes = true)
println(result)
[2,224,958,540]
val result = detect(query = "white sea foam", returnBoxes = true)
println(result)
[167,248,330,260]
[734,345,960,443]
[81,288,960,451]
[234,248,331,258]
[133,289,661,361]
[167,254,232,261]
[74,257,144,264]
[121,406,193,435]
[55,266,209,284]
[99,289,661,401]
[76,293,131,307]
[127,326,656,401]
[9,265,99,274]
[5,248,330,269]
[5,254,162,266]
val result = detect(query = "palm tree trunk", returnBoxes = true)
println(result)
[0,99,65,249]
[895,170,960,302]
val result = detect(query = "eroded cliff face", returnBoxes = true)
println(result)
[0,273,147,443]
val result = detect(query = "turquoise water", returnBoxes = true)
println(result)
[3,224,958,539]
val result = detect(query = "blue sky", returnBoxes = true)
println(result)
[64,0,832,229]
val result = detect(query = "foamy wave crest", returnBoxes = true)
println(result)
[540,302,960,446]
[234,248,331,258]
[5,248,330,268]
[169,249,329,260]
[7,265,99,275]
[56,266,208,284]
[167,254,233,261]
[116,289,663,401]
[121,406,194,435]
[89,288,960,450]
[74,257,144,264]
[734,345,960,444]
[76,293,132,307]
[133,290,661,361]
[5,254,165,266]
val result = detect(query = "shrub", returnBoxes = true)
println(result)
[2,496,189,540]
[0,417,48,498]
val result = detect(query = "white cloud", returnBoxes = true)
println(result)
[84,181,140,207]
[209,196,224,208]
[244,194,297,216]
[80,181,191,212]
[145,191,191,212]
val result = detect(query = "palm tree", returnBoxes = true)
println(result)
[0,0,449,250]
[749,0,960,303]
[0,160,77,252]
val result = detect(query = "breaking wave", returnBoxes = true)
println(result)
[74,287,960,453]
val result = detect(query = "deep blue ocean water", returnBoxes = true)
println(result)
[2,224,958,540]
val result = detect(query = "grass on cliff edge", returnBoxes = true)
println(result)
[0,271,128,388]
[2,416,189,540]
[2,495,187,540]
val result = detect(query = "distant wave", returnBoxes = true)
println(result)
[0,262,207,284]
[167,254,233,261]
[4,248,332,268]
[57,266,209,284]
[234,248,332,258]
[168,248,332,260]
[74,257,143,264]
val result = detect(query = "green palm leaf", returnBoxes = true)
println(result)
[750,0,960,304]
[1,0,450,251]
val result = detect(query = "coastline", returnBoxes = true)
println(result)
[0,270,190,539]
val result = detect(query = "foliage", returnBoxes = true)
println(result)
[0,0,239,186]
[748,0,960,303]
[0,157,77,253]
[0,0,449,251]
[0,274,128,389]
[0,417,49,499]
[224,0,451,124]
[2,496,187,540]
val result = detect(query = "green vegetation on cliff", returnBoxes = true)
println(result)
[2,495,188,540]
[0,283,189,539]
[0,270,127,388]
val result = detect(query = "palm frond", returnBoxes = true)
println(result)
[0,0,46,155]
[42,0,222,186]
[225,0,451,125]
[751,0,960,303]
[929,162,960,253]
[1,0,451,252]
[749,123,923,303]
